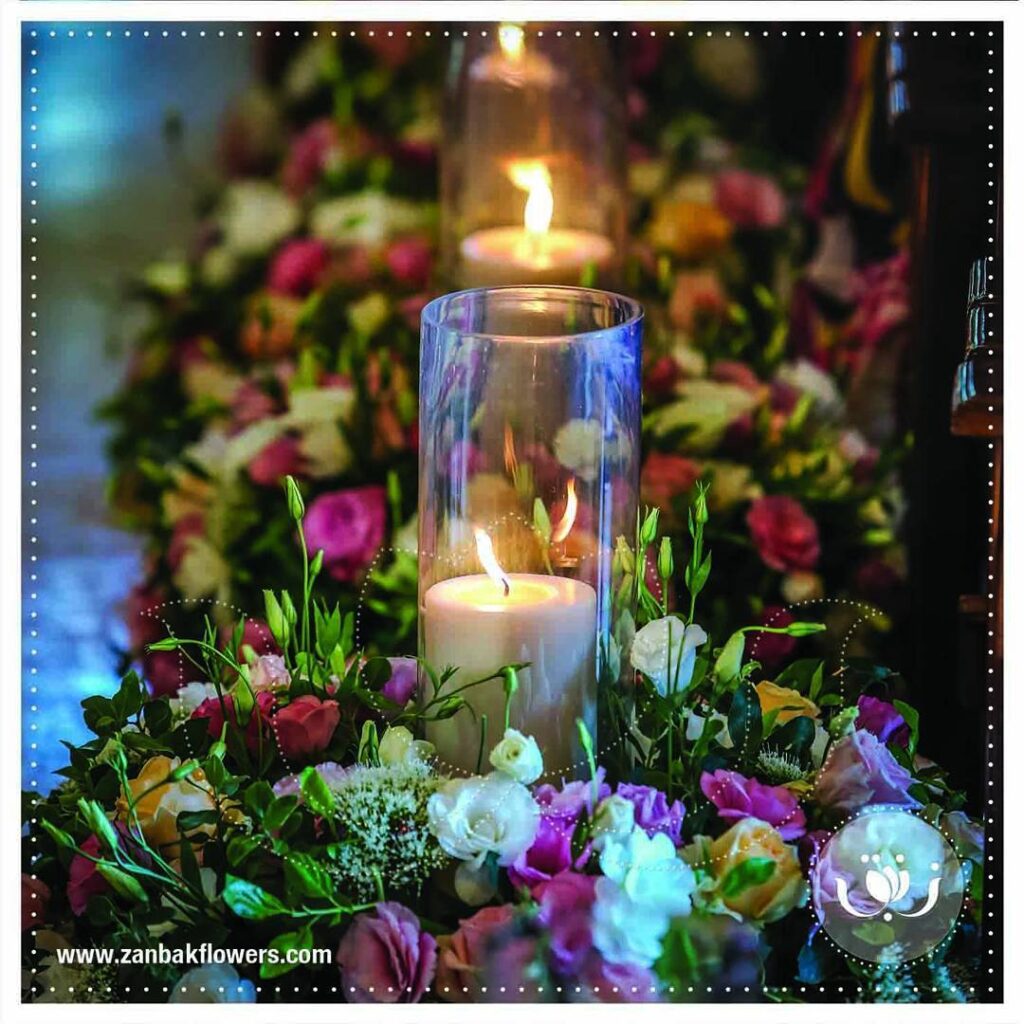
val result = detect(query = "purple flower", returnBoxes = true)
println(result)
[336,901,437,1003]
[507,813,582,890]
[615,783,686,845]
[855,695,910,748]
[700,769,807,840]
[534,771,610,820]
[534,871,596,974]
[814,730,921,813]
[303,486,387,583]
[383,657,419,709]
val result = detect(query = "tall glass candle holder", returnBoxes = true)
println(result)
[441,25,627,289]
[419,286,642,777]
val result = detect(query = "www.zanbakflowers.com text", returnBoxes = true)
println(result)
[53,943,332,968]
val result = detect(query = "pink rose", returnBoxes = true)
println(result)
[67,835,108,916]
[124,583,166,651]
[436,905,516,1003]
[640,452,702,511]
[22,874,50,931]
[268,238,328,296]
[643,354,682,398]
[700,769,807,840]
[398,293,430,331]
[167,513,204,573]
[714,169,786,229]
[711,359,762,393]
[273,695,340,760]
[668,269,728,333]
[385,236,433,289]
[815,730,921,813]
[746,496,820,572]
[281,119,340,197]
[337,902,437,1003]
[230,379,277,428]
[248,435,304,487]
[192,691,275,754]
[303,486,387,582]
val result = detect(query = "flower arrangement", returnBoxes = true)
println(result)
[100,29,911,694]
[23,481,982,1004]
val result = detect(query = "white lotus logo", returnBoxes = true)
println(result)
[836,852,943,922]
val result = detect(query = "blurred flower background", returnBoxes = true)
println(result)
[25,23,914,784]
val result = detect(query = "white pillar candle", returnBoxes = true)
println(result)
[423,571,597,775]
[458,226,615,288]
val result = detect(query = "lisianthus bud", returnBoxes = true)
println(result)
[379,725,434,766]
[828,706,859,739]
[639,508,660,546]
[284,475,305,521]
[489,728,543,785]
[592,794,636,849]
[657,536,674,580]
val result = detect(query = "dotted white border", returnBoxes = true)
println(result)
[21,21,1001,1004]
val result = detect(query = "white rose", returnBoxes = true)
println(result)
[379,726,434,767]
[553,418,626,481]
[169,963,256,1003]
[629,616,708,696]
[781,571,824,604]
[489,728,543,784]
[592,794,636,850]
[309,192,427,246]
[427,772,539,867]
[219,181,299,256]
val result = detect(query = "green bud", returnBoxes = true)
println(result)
[97,863,149,904]
[614,535,636,575]
[713,631,745,687]
[284,475,305,521]
[693,486,709,525]
[657,536,674,580]
[502,666,520,701]
[263,590,288,646]
[168,759,200,781]
[281,591,298,627]
[639,508,660,547]
[828,706,859,739]
[784,621,826,637]
[309,548,324,579]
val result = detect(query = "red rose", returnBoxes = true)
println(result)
[248,435,304,487]
[643,354,681,398]
[746,496,820,572]
[385,236,433,289]
[22,874,50,931]
[268,238,328,297]
[303,486,387,582]
[67,835,108,916]
[640,452,702,511]
[273,695,341,760]
[192,691,276,754]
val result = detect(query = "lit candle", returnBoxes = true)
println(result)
[458,159,615,288]
[423,527,597,775]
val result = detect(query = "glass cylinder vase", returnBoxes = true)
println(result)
[418,286,642,777]
[441,25,627,289]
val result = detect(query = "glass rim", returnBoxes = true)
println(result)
[421,285,644,344]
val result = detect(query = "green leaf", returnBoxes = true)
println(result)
[264,795,299,833]
[97,862,149,904]
[283,852,335,900]
[299,765,336,820]
[720,856,775,898]
[176,809,220,833]
[261,925,313,979]
[222,875,288,921]
[532,498,552,544]
[727,682,763,758]
[244,780,275,819]
[892,699,920,758]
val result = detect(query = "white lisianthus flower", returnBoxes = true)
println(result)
[298,421,353,478]
[647,380,759,451]
[553,418,625,481]
[379,726,434,767]
[599,828,696,917]
[592,827,696,967]
[775,359,843,417]
[309,192,428,246]
[169,963,257,1003]
[591,794,636,850]
[427,772,539,868]
[629,616,708,696]
[489,728,544,784]
[168,682,221,720]
[219,181,299,256]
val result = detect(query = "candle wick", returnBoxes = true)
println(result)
[502,580,510,598]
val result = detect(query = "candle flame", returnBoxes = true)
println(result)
[498,23,525,62]
[474,527,511,596]
[551,477,578,543]
[503,423,519,478]
[509,160,553,236]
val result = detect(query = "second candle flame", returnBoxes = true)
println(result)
[474,527,511,597]
[551,478,578,543]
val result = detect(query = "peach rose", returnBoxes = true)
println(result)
[707,818,807,922]
[240,293,303,359]
[668,269,728,333]
[116,756,216,857]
